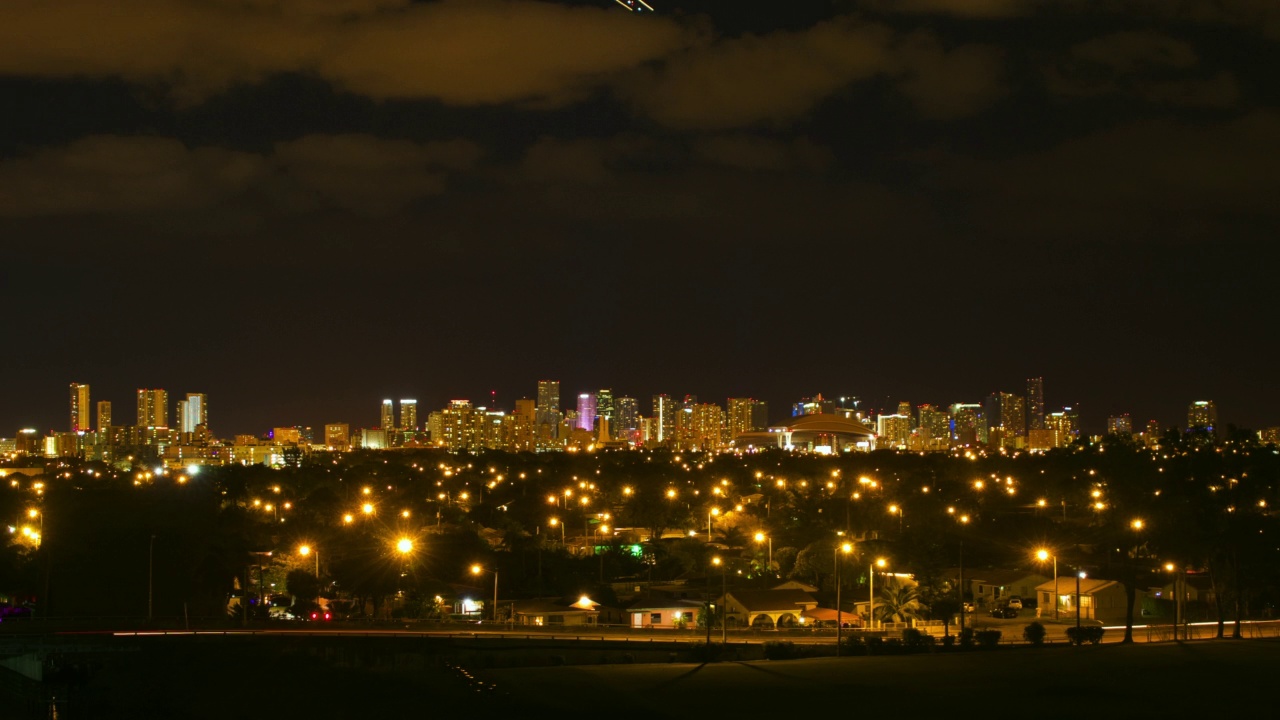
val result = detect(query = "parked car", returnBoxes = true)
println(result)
[1006,596,1024,610]
[962,601,976,613]
[990,606,1020,619]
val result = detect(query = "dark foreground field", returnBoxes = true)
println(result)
[5,637,1278,718]
[480,639,1280,719]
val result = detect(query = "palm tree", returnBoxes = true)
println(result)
[876,577,926,625]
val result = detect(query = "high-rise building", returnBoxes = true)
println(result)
[400,399,418,432]
[651,394,675,444]
[136,389,168,428]
[179,392,207,434]
[380,400,395,433]
[615,397,639,441]
[1026,377,1045,431]
[949,403,985,446]
[917,404,950,451]
[1187,400,1217,434]
[595,389,614,439]
[70,383,90,433]
[1106,414,1133,436]
[1046,407,1080,448]
[325,423,350,449]
[877,414,912,449]
[576,393,596,432]
[535,381,560,439]
[984,392,1026,448]
[896,402,914,428]
[690,403,726,451]
[97,400,112,431]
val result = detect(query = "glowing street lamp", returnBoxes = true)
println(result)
[707,507,721,542]
[549,517,564,545]
[888,504,903,532]
[711,556,727,644]
[869,558,887,630]
[471,564,499,623]
[299,544,320,608]
[835,541,852,655]
[1035,548,1058,620]
[754,532,772,570]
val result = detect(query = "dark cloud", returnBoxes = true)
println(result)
[1045,31,1240,108]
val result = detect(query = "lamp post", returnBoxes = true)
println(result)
[869,557,886,630]
[1164,563,1179,640]
[471,564,500,623]
[888,504,903,533]
[711,556,727,644]
[549,517,564,546]
[596,525,610,582]
[707,507,720,543]
[1076,570,1085,631]
[835,541,852,655]
[299,544,320,610]
[395,537,413,596]
[754,532,772,573]
[956,514,970,636]
[1036,549,1058,621]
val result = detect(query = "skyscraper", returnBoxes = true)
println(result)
[1187,400,1217,434]
[1026,377,1045,431]
[536,380,560,430]
[949,403,985,446]
[179,392,207,433]
[1106,414,1133,435]
[576,393,596,432]
[400,399,418,432]
[381,399,395,433]
[70,383,90,433]
[651,394,675,444]
[727,398,768,439]
[595,389,615,439]
[96,400,112,431]
[984,392,1026,448]
[615,397,638,440]
[136,389,168,428]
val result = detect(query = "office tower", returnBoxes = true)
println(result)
[324,423,350,449]
[793,394,833,417]
[179,393,207,433]
[615,397,638,440]
[136,389,169,428]
[651,394,675,444]
[727,398,756,440]
[877,414,912,449]
[1026,377,1045,431]
[576,393,596,432]
[1046,407,1080,448]
[690,403,726,451]
[535,380,560,438]
[1106,414,1133,436]
[984,392,1026,448]
[96,401,112,431]
[595,389,614,439]
[1187,400,1217,434]
[896,402,914,428]
[400,399,418,432]
[917,404,949,450]
[380,400,395,433]
[949,403,985,446]
[70,383,90,433]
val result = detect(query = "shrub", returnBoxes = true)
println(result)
[1066,626,1106,645]
[763,641,797,660]
[901,628,936,652]
[974,630,1002,648]
[958,627,975,649]
[1023,621,1047,646]
[941,634,956,648]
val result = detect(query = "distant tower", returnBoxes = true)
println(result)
[615,397,639,440]
[536,380,560,428]
[1026,377,1045,431]
[1106,414,1133,435]
[97,400,112,431]
[651,394,675,443]
[576,393,596,432]
[70,383,91,433]
[1187,400,1217,434]
[595,389,615,439]
[381,399,395,433]
[400,399,418,432]
[180,393,207,433]
[136,389,169,428]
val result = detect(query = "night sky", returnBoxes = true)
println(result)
[2,0,1277,437]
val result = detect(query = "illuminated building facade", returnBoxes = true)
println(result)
[615,396,638,442]
[949,403,985,446]
[136,388,168,428]
[576,393,596,432]
[179,392,207,434]
[381,399,395,433]
[984,392,1026,449]
[324,423,350,450]
[651,394,675,444]
[1106,414,1133,435]
[595,389,614,439]
[97,401,112,431]
[1027,377,1045,431]
[70,382,90,432]
[1187,400,1217,434]
[400,399,418,432]
[876,414,912,449]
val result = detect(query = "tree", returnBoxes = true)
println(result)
[876,577,925,625]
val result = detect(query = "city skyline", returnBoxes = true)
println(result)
[0,376,1252,441]
[2,2,1276,443]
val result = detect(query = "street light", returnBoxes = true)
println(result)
[1076,570,1086,631]
[1035,548,1058,621]
[888,504,903,533]
[707,507,720,542]
[754,532,772,572]
[299,543,320,610]
[869,557,887,630]
[471,564,499,624]
[835,541,852,655]
[395,537,413,596]
[711,556,727,644]
[549,517,564,545]
[596,525,611,582]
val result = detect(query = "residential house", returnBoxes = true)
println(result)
[721,589,819,628]
[1035,577,1149,624]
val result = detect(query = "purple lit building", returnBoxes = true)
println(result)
[577,393,596,431]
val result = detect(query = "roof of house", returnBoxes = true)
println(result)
[958,568,1051,586]
[1034,577,1122,594]
[726,589,817,613]
[625,594,706,612]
